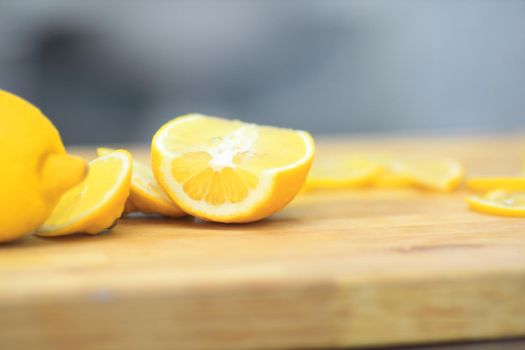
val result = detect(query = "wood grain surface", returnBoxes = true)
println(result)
[1,133,524,350]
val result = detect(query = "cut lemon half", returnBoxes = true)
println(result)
[467,177,525,192]
[304,155,382,191]
[37,150,132,236]
[392,156,463,191]
[98,148,186,218]
[151,114,315,223]
[467,190,525,217]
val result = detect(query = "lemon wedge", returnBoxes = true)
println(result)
[38,150,132,236]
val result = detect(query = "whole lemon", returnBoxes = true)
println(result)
[0,90,87,242]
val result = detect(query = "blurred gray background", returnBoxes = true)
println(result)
[1,0,524,144]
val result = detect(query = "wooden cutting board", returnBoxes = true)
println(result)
[1,134,524,350]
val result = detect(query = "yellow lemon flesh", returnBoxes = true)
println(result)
[97,148,186,218]
[467,177,525,192]
[151,114,315,223]
[0,90,86,242]
[467,190,525,217]
[305,155,382,191]
[37,150,132,236]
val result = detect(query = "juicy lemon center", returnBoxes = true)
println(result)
[171,126,261,205]
[208,125,258,170]
[487,191,525,206]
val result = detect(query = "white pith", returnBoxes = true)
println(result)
[153,114,313,217]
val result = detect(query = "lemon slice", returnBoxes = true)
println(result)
[37,150,132,236]
[151,114,315,223]
[467,190,525,217]
[392,156,463,191]
[98,148,186,218]
[367,155,413,188]
[304,155,382,191]
[305,153,462,191]
[361,154,462,191]
[467,177,525,192]
[371,171,413,188]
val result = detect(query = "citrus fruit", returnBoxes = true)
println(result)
[304,155,382,191]
[367,155,413,188]
[0,90,87,242]
[467,177,525,192]
[37,150,132,236]
[371,171,413,188]
[390,156,463,191]
[361,154,462,191]
[97,147,186,218]
[467,190,525,217]
[151,114,315,223]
